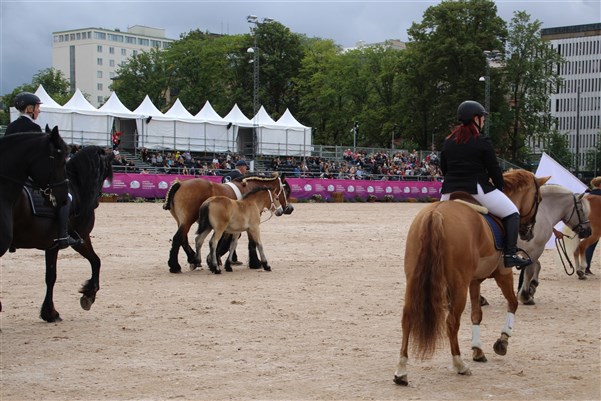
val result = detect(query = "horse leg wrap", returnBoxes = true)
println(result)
[502,312,515,337]
[471,324,483,350]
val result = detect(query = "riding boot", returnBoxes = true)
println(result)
[502,212,531,268]
[54,201,83,249]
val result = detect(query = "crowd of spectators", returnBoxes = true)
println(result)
[106,146,443,181]
[266,149,442,181]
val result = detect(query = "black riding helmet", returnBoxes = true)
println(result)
[14,92,42,112]
[457,100,487,125]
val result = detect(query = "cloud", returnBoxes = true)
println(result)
[1,0,598,95]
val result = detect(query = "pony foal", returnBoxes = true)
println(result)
[194,187,282,274]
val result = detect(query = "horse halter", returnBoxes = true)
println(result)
[518,176,542,239]
[276,177,293,214]
[565,194,591,238]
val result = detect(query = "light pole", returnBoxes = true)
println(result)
[480,50,500,137]
[246,15,274,161]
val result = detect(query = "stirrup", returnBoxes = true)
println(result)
[54,236,84,250]
[503,253,531,269]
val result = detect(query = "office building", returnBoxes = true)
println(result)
[52,25,174,107]
[542,23,601,172]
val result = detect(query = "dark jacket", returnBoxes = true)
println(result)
[221,169,244,183]
[440,134,503,194]
[5,116,42,135]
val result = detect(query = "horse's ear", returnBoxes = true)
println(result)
[45,124,51,133]
[51,126,59,136]
[537,176,551,186]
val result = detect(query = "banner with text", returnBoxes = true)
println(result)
[103,173,442,201]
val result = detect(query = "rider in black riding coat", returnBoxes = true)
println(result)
[5,92,83,250]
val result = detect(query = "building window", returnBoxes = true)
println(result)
[97,58,103,66]
[97,96,104,104]
[109,60,115,67]
[132,50,138,56]
[76,32,81,40]
[121,48,126,56]
[97,71,103,78]
[97,45,103,53]
[109,72,115,79]
[97,83,103,91]
[94,31,106,40]
[138,38,149,46]
[109,47,115,54]
[126,36,136,44]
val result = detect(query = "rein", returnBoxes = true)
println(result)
[554,236,576,276]
[519,176,541,238]
[565,194,590,237]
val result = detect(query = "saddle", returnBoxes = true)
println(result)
[23,185,56,218]
[449,192,504,250]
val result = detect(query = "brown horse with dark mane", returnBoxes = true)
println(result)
[394,169,550,385]
[163,173,293,273]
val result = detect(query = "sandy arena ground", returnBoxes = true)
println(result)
[1,202,600,401]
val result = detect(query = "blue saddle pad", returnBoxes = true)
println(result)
[482,214,504,250]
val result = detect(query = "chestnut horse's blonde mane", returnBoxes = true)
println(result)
[502,169,534,195]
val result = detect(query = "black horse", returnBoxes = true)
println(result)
[10,146,113,322]
[0,126,70,257]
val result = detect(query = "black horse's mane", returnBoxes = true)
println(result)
[67,146,114,211]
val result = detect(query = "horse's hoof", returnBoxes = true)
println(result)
[263,265,271,272]
[493,338,508,356]
[458,367,472,376]
[472,347,487,362]
[577,271,587,280]
[480,296,489,306]
[225,264,233,272]
[249,265,262,270]
[80,295,95,311]
[522,298,535,306]
[393,375,408,386]
[213,269,222,275]
[189,263,200,271]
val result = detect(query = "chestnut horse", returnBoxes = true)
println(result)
[394,170,550,385]
[163,173,293,273]
[195,187,282,274]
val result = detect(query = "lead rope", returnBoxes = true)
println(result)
[555,236,576,276]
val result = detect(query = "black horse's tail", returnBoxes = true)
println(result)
[196,202,212,235]
[163,181,181,210]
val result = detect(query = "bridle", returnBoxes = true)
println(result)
[563,194,591,238]
[518,176,541,239]
[261,188,283,223]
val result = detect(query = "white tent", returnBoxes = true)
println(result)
[252,107,312,156]
[193,101,231,152]
[133,95,172,149]
[99,92,143,150]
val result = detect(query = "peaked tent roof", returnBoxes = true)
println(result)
[252,106,279,127]
[63,88,100,114]
[277,108,309,129]
[133,95,165,118]
[35,85,64,110]
[164,98,195,120]
[99,92,139,118]
[223,104,253,127]
[195,100,227,125]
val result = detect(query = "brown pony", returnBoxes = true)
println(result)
[163,173,293,273]
[394,170,550,385]
[573,194,601,279]
[195,187,282,274]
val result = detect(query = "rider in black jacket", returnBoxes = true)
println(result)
[440,100,531,268]
[5,92,83,250]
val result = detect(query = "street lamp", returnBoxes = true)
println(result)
[481,50,501,137]
[246,15,274,160]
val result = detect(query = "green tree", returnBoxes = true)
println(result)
[1,68,71,125]
[400,0,507,149]
[542,130,573,168]
[110,47,174,111]
[503,11,563,164]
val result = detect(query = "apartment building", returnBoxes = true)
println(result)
[542,23,601,172]
[52,25,174,107]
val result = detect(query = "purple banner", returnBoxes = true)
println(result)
[103,173,442,201]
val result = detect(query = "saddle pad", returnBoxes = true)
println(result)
[23,186,56,218]
[483,214,504,250]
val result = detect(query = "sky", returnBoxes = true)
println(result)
[0,0,599,95]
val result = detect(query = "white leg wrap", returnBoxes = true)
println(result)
[502,312,515,337]
[471,325,482,349]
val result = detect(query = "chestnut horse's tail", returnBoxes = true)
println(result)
[163,181,181,210]
[406,208,448,360]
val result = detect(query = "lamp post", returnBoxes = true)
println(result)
[246,15,274,161]
[480,50,501,137]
